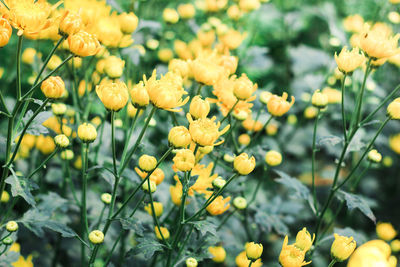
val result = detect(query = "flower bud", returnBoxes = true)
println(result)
[178,4,196,19]
[208,246,226,263]
[0,18,12,48]
[185,257,198,267]
[144,202,163,217]
[68,31,101,57]
[233,74,256,100]
[2,237,13,245]
[304,106,318,119]
[368,149,382,163]
[6,221,18,232]
[61,150,74,160]
[223,154,235,163]
[51,103,67,116]
[41,76,65,99]
[22,48,39,65]
[295,228,315,252]
[387,97,400,119]
[1,191,10,203]
[118,12,139,34]
[78,123,97,143]
[376,222,397,241]
[198,145,214,154]
[189,96,210,119]
[234,153,256,175]
[212,177,226,189]
[259,91,273,105]
[331,234,356,262]
[245,242,263,261]
[173,149,195,172]
[233,196,247,210]
[101,193,112,204]
[265,150,282,166]
[54,134,69,148]
[334,46,364,74]
[163,8,179,24]
[89,230,104,244]
[238,134,251,146]
[391,240,400,252]
[267,92,295,117]
[233,110,248,121]
[96,81,129,111]
[59,11,83,36]
[130,81,150,108]
[142,180,157,193]
[168,126,191,148]
[311,89,328,108]
[104,56,125,79]
[155,226,170,240]
[138,155,157,172]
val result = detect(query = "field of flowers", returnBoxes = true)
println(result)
[0,0,400,266]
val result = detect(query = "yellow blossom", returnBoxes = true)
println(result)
[187,114,230,147]
[96,81,129,111]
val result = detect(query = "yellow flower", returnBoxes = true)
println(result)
[304,106,318,119]
[265,150,282,166]
[59,10,83,36]
[77,123,97,143]
[233,196,247,210]
[101,193,111,204]
[242,117,263,132]
[170,182,183,206]
[191,56,227,85]
[279,236,311,267]
[158,48,173,63]
[234,153,256,175]
[35,135,56,154]
[311,89,329,108]
[168,59,190,78]
[88,230,104,244]
[135,167,165,185]
[295,228,315,252]
[376,222,397,241]
[197,29,216,47]
[190,96,210,119]
[348,240,394,267]
[239,0,261,12]
[127,103,143,118]
[138,155,157,172]
[238,134,251,146]
[367,149,382,163]
[185,257,198,267]
[96,81,129,111]
[219,29,245,50]
[360,26,400,59]
[68,31,101,57]
[104,56,125,79]
[168,126,192,148]
[173,149,195,172]
[51,103,67,116]
[233,73,257,100]
[178,4,196,19]
[6,221,18,232]
[331,233,357,262]
[390,239,400,252]
[206,195,231,215]
[118,12,138,34]
[163,8,179,24]
[1,191,10,203]
[322,87,341,104]
[41,76,65,99]
[129,81,150,108]
[334,46,365,74]
[22,48,39,65]
[54,134,69,148]
[11,255,34,267]
[144,202,163,217]
[343,14,364,33]
[143,70,189,112]
[267,92,295,117]
[208,246,226,263]
[387,97,400,119]
[245,242,263,261]
[47,55,62,70]
[142,180,157,193]
[389,134,400,154]
[155,226,170,240]
[235,251,262,267]
[187,114,230,147]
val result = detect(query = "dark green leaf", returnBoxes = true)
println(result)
[120,218,146,236]
[126,236,164,260]
[336,190,376,223]
[255,211,289,235]
[275,170,310,200]
[188,220,218,237]
[5,171,38,206]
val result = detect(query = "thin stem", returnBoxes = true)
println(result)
[94,121,105,163]
[16,35,23,101]
[120,109,141,166]
[26,148,59,179]
[95,204,106,229]
[217,209,236,230]
[195,83,203,96]
[0,91,10,115]
[340,75,348,141]
[311,110,321,213]
[80,143,89,266]
[328,259,337,267]
[111,111,118,176]
[248,260,254,267]
[220,99,239,124]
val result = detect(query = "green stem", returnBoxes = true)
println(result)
[26,148,59,179]
[248,260,254,267]
[80,143,90,266]
[341,75,348,141]
[0,91,10,115]
[119,105,157,175]
[195,83,203,96]
[328,259,337,267]
[111,111,118,176]
[120,109,141,166]
[16,35,23,101]
[220,99,239,124]
[217,209,236,230]
[311,110,321,213]
[95,204,106,229]
[94,121,105,163]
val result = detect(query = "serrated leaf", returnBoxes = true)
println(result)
[254,211,289,235]
[120,218,145,236]
[5,171,38,206]
[44,221,76,237]
[336,190,376,223]
[188,220,218,237]
[20,110,51,136]
[318,135,342,147]
[275,170,310,200]
[127,236,164,260]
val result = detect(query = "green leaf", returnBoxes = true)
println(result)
[44,221,76,237]
[336,190,376,223]
[126,236,164,260]
[275,170,310,200]
[0,251,20,265]
[318,135,342,147]
[20,110,51,136]
[254,211,289,235]
[120,218,146,236]
[5,170,38,206]
[188,220,218,237]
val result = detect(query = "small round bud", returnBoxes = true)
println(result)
[259,91,273,105]
[311,89,328,108]
[142,180,157,193]
[60,150,74,160]
[189,96,210,119]
[41,76,65,99]
[238,134,251,146]
[212,177,226,189]
[138,155,157,172]
[54,134,69,148]
[89,230,104,244]
[51,103,67,116]
[104,56,125,79]
[368,149,382,163]
[233,196,247,210]
[59,11,83,36]
[144,202,163,217]
[245,242,263,261]
[1,191,10,203]
[186,257,198,267]
[331,234,356,262]
[168,126,191,148]
[233,110,248,121]
[198,145,214,154]
[155,226,170,240]
[265,150,282,166]
[101,193,112,204]
[295,227,314,252]
[2,237,13,245]
[233,74,256,100]
[78,123,97,143]
[173,149,195,172]
[234,153,256,175]
[223,154,235,163]
[6,221,18,232]
[387,98,400,119]
[376,222,397,241]
[208,246,226,263]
